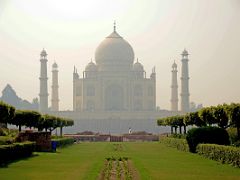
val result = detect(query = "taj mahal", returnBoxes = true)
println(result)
[38,23,191,134]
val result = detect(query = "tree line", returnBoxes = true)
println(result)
[157,103,240,139]
[0,101,74,136]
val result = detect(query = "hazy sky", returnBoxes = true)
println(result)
[0,0,240,110]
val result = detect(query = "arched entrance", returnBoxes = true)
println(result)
[105,84,124,111]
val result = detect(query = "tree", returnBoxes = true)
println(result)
[59,118,74,136]
[23,110,41,129]
[198,107,216,126]
[0,101,15,127]
[175,116,184,134]
[212,105,229,128]
[225,103,240,139]
[10,110,25,131]
[189,111,204,127]
[157,118,166,126]
[42,114,57,133]
[183,113,192,134]
[10,110,42,131]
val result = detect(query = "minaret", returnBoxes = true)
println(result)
[150,66,156,109]
[171,61,178,111]
[51,62,59,111]
[180,49,190,112]
[73,66,79,111]
[39,49,49,112]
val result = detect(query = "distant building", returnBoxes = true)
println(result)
[73,24,156,112]
[38,23,193,134]
[0,84,39,110]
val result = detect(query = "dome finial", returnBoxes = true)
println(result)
[137,58,139,62]
[114,20,116,32]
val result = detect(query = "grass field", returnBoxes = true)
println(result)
[0,142,239,180]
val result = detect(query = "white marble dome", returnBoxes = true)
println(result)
[95,29,134,67]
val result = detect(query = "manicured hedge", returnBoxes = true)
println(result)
[161,137,189,152]
[0,141,36,165]
[51,138,74,148]
[186,127,230,153]
[197,144,240,168]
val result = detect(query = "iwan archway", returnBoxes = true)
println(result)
[105,84,124,111]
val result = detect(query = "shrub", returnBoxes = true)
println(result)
[0,141,36,165]
[197,144,240,168]
[161,137,189,152]
[51,138,74,148]
[186,127,230,153]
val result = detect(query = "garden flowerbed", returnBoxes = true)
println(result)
[98,156,139,180]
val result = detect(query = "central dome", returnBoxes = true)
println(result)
[95,27,134,70]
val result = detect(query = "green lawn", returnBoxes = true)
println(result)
[0,142,239,180]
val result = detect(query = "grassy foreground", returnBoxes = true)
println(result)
[0,142,239,180]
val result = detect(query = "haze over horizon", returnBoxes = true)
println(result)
[0,0,240,111]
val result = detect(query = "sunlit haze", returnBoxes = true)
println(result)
[0,0,240,110]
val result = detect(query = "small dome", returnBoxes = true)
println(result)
[40,49,47,57]
[85,61,97,71]
[95,27,134,69]
[172,61,177,68]
[181,49,189,56]
[52,62,58,68]
[133,60,144,71]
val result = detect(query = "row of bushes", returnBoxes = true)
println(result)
[157,103,240,139]
[0,141,36,166]
[161,137,240,168]
[161,137,189,152]
[51,138,75,148]
[0,101,74,135]
[161,126,239,168]
[186,127,230,153]
[161,127,230,153]
[197,144,240,168]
